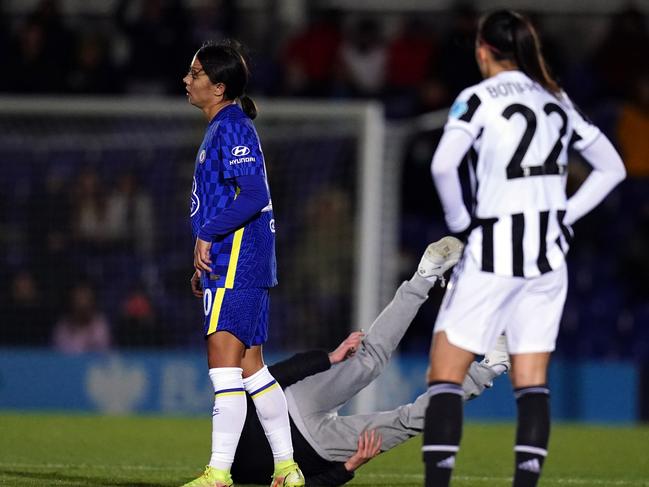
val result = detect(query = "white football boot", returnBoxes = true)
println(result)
[417,236,464,286]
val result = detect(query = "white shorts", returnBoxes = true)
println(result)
[434,253,568,355]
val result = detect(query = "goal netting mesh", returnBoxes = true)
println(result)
[0,97,394,352]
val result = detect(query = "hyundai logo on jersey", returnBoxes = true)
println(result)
[231,145,251,157]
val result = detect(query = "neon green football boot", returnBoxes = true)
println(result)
[270,460,305,487]
[180,466,233,487]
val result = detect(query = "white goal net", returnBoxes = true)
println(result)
[0,97,394,351]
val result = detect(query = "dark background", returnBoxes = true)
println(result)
[0,1,647,415]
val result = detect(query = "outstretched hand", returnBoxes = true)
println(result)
[344,430,382,472]
[329,331,365,365]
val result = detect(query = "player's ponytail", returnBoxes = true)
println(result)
[478,10,560,95]
[239,95,258,120]
[196,39,258,119]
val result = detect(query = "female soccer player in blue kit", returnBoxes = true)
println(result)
[181,40,304,487]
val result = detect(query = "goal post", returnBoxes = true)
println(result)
[255,99,388,334]
[0,96,392,349]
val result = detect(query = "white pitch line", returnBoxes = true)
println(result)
[1,463,646,486]
[360,473,648,486]
[0,462,186,472]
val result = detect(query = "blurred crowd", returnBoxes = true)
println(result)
[1,1,646,116]
[0,1,648,360]
[0,166,167,352]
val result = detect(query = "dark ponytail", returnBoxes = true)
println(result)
[196,39,258,119]
[478,10,560,95]
[239,95,258,120]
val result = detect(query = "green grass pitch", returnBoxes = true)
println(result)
[0,413,647,486]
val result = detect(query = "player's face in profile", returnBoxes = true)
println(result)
[183,55,213,109]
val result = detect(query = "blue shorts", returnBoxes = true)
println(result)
[202,286,269,347]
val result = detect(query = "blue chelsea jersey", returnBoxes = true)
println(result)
[190,104,277,289]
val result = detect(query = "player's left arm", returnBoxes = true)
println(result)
[196,120,269,241]
[194,175,268,272]
[564,133,626,226]
[194,121,270,272]
[196,174,268,238]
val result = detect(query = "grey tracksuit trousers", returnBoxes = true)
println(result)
[285,275,497,462]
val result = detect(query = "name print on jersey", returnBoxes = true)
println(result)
[485,80,543,98]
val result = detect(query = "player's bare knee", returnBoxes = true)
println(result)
[510,368,546,389]
[208,331,245,368]
[426,360,469,384]
[241,355,265,378]
[510,353,550,388]
[427,369,467,385]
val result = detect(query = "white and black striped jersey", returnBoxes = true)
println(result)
[431,70,625,278]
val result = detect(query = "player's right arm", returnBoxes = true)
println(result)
[431,89,483,234]
[431,129,475,234]
[190,270,203,298]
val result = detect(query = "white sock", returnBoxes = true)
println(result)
[243,366,294,463]
[208,367,247,470]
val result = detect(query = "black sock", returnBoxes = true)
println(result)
[423,382,464,487]
[513,385,550,487]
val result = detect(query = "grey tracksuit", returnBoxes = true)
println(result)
[285,275,497,462]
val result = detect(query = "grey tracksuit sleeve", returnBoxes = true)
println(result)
[286,275,501,463]
[286,276,435,462]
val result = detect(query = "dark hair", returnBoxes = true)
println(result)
[196,39,258,119]
[478,10,560,95]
